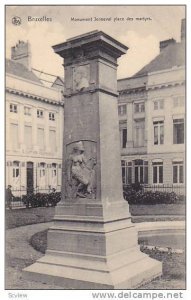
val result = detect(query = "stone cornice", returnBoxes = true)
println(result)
[53,30,128,67]
[64,85,118,98]
[6,87,64,106]
[118,80,185,95]
[119,87,146,95]
[146,80,185,91]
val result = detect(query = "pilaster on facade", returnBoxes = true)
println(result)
[44,109,50,154]
[126,101,133,147]
[18,103,24,149]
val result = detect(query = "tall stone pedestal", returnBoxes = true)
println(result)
[23,31,162,289]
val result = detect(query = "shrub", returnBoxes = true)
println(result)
[123,185,185,205]
[22,192,61,208]
[48,192,61,206]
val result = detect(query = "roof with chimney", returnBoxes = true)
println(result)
[134,41,185,77]
[6,58,42,84]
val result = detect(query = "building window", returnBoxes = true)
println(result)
[134,102,145,113]
[173,96,184,108]
[52,163,57,177]
[13,161,20,178]
[37,109,43,118]
[52,169,57,177]
[49,112,55,121]
[10,123,19,150]
[118,105,127,116]
[173,119,184,144]
[153,99,164,110]
[134,160,148,184]
[39,163,46,177]
[127,162,132,184]
[24,106,31,116]
[134,121,145,147]
[49,129,56,152]
[152,161,163,184]
[121,160,148,185]
[120,128,127,148]
[121,160,125,184]
[24,125,32,149]
[173,161,184,184]
[10,104,18,113]
[37,128,45,150]
[51,163,57,189]
[121,160,132,184]
[153,121,164,145]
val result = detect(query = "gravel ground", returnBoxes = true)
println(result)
[5,222,185,290]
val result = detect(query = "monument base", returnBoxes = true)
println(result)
[23,249,161,289]
[23,201,162,289]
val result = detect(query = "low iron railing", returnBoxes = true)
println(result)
[142,184,185,195]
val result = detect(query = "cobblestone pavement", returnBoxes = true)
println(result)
[5,221,185,290]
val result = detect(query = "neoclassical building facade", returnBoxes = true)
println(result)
[6,41,64,195]
[117,20,185,194]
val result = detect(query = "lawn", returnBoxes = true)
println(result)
[5,207,55,229]
[5,203,185,229]
[139,248,185,289]
[130,203,185,216]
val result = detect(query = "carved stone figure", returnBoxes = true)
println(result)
[66,141,96,199]
[73,65,89,91]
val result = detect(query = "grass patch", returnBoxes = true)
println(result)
[142,248,185,279]
[5,207,55,229]
[130,203,185,216]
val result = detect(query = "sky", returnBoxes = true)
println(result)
[6,5,185,81]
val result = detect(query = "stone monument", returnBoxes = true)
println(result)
[23,31,162,289]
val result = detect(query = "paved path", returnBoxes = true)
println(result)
[6,222,53,261]
[5,222,63,289]
[5,221,185,289]
[135,220,185,231]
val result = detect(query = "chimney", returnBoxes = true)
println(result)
[181,18,185,41]
[159,38,176,52]
[11,40,31,70]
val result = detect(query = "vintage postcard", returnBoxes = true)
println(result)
[4,4,187,297]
